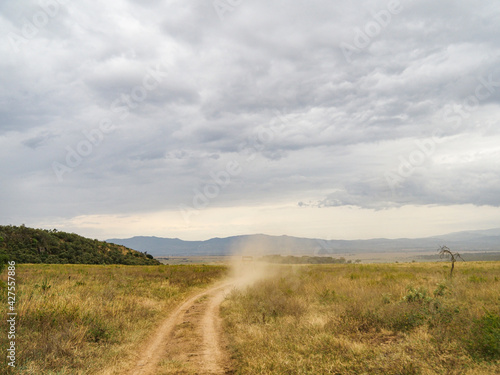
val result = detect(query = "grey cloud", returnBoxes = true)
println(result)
[1,0,500,226]
[22,131,57,149]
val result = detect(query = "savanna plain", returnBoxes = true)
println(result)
[1,261,499,374]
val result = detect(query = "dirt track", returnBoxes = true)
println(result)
[127,281,234,375]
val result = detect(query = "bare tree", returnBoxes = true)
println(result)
[438,246,464,278]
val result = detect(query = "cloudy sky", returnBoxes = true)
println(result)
[1,0,499,241]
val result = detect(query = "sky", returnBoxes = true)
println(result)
[1,0,499,241]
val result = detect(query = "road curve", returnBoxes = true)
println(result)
[127,281,234,375]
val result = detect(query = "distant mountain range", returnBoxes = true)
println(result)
[106,228,500,257]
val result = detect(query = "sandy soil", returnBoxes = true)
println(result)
[126,281,234,375]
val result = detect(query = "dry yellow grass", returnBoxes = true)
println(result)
[2,261,499,374]
[221,261,500,374]
[0,263,227,374]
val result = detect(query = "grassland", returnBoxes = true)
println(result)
[0,263,227,374]
[2,261,499,374]
[222,261,500,374]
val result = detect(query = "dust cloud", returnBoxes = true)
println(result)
[227,237,281,290]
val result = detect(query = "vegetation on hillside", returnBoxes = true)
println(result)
[0,263,227,374]
[222,262,500,374]
[0,225,160,265]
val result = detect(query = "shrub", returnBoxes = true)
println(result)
[467,311,500,361]
[318,288,337,304]
[402,286,431,304]
[382,293,393,304]
[383,286,439,333]
[433,282,448,297]
[468,275,487,283]
[341,305,383,333]
[388,305,427,332]
[86,320,114,343]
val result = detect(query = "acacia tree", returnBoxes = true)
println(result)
[438,245,464,278]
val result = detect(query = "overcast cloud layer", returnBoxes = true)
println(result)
[1,0,499,240]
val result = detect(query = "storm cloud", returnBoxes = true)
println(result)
[1,0,499,239]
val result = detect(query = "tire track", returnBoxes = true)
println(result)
[127,281,234,375]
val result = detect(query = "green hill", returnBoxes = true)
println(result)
[0,225,160,265]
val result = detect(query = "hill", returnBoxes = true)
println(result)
[107,228,500,257]
[0,225,160,265]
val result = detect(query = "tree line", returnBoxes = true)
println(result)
[259,255,362,264]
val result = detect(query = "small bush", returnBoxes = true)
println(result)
[468,275,487,283]
[433,282,448,297]
[41,278,52,291]
[86,319,114,343]
[341,305,383,333]
[467,311,500,361]
[318,288,337,304]
[402,286,431,304]
[388,307,427,332]
[382,293,393,304]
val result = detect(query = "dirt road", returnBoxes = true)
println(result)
[127,281,235,375]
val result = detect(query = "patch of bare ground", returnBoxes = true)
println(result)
[125,281,234,375]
